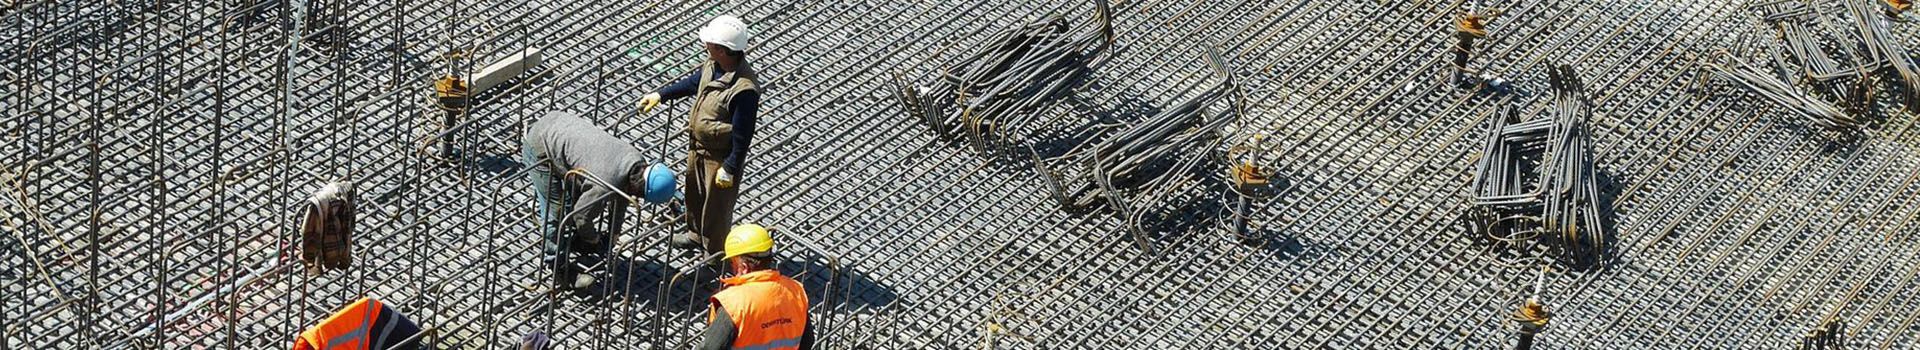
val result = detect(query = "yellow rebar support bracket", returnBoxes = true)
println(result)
[432,74,470,111]
[1511,300,1551,335]
[1457,8,1499,38]
[1231,161,1270,189]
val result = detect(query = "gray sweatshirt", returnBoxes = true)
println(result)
[525,111,648,228]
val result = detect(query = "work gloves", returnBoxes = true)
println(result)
[715,168,736,188]
[639,92,662,113]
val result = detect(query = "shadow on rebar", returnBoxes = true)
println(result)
[786,259,898,311]
[583,255,675,305]
[647,256,898,317]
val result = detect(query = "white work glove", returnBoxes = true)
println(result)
[715,169,735,189]
[639,92,662,113]
[571,274,596,290]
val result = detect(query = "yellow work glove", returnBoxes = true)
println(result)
[639,92,661,113]
[715,169,735,189]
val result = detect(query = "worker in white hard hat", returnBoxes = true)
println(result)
[696,224,813,350]
[638,15,763,255]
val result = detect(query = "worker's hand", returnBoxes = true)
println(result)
[715,169,735,189]
[639,93,662,113]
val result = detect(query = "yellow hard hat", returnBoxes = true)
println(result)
[723,224,774,259]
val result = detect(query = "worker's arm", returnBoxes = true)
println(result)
[798,317,816,350]
[657,70,704,101]
[695,304,738,350]
[721,90,760,179]
[602,196,628,238]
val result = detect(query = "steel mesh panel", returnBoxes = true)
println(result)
[10,0,1920,349]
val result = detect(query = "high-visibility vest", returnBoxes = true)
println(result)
[709,270,808,350]
[292,297,421,350]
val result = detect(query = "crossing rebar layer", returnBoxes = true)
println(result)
[9,0,1920,349]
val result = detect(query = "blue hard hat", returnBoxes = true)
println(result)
[643,163,676,204]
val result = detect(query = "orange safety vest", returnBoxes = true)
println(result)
[292,297,420,350]
[709,270,809,350]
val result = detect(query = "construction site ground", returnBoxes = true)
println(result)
[8,0,1920,348]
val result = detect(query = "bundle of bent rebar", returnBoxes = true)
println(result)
[1539,65,1607,261]
[892,0,1114,158]
[1034,48,1243,254]
[1750,0,1876,82]
[1729,0,1920,128]
[1468,64,1608,263]
[1709,53,1858,128]
[1843,0,1920,109]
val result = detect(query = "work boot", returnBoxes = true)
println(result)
[570,274,597,290]
[548,257,579,291]
[668,232,705,251]
[551,251,603,291]
[560,255,601,291]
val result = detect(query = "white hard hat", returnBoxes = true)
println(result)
[698,15,751,52]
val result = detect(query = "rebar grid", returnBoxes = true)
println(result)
[9,0,1920,349]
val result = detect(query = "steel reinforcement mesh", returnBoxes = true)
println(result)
[8,0,1920,348]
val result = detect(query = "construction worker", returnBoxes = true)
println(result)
[1889,0,1913,18]
[522,111,676,290]
[697,224,813,350]
[292,297,422,350]
[638,15,763,255]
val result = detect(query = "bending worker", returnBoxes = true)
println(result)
[639,15,763,255]
[523,111,675,290]
[698,224,813,350]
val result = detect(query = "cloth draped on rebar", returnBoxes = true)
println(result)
[300,181,355,272]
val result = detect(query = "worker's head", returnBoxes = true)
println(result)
[637,163,675,204]
[723,223,775,274]
[699,15,750,62]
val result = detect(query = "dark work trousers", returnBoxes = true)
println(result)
[685,153,739,255]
